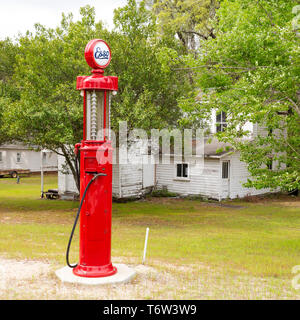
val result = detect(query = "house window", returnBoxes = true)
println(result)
[216,111,227,132]
[0,152,2,162]
[176,163,189,178]
[16,152,21,163]
[222,161,229,179]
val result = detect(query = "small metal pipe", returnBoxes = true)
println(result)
[142,227,150,264]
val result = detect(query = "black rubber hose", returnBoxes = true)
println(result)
[66,172,106,268]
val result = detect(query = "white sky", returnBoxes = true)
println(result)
[0,0,127,40]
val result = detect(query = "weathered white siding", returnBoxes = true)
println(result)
[222,152,271,199]
[114,142,155,199]
[156,156,220,199]
[57,154,121,197]
[112,160,120,198]
[57,155,78,194]
[156,152,275,200]
[252,123,269,137]
[119,163,144,198]
[143,155,155,188]
[57,144,155,199]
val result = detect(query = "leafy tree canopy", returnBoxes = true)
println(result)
[176,0,300,191]
[2,1,190,190]
[150,0,219,51]
[0,38,20,144]
[111,0,190,132]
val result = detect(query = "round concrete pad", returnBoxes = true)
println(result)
[55,264,136,285]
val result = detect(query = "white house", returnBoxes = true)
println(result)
[58,141,155,199]
[154,110,276,200]
[0,143,58,177]
[155,137,271,200]
[58,109,276,200]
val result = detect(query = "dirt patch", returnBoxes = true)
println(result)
[276,201,300,208]
[0,258,50,280]
[242,193,300,204]
[142,197,186,205]
[205,202,245,209]
[0,257,299,300]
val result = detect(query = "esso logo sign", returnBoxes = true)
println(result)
[93,41,110,67]
[84,39,111,69]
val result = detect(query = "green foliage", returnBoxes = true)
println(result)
[0,39,20,144]
[178,0,300,192]
[4,6,102,190]
[0,1,189,190]
[1,0,298,194]
[110,0,189,133]
[151,0,219,51]
[0,38,16,83]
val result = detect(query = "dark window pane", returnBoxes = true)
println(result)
[216,124,222,132]
[176,164,182,177]
[183,164,188,177]
[176,163,188,178]
[222,161,229,179]
[221,111,227,122]
[217,111,227,122]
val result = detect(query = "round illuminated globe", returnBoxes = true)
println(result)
[84,39,111,69]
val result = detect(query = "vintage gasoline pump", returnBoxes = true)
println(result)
[66,39,118,278]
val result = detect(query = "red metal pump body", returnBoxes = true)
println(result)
[74,141,115,277]
[73,39,118,278]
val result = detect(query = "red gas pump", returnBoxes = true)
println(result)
[66,39,118,278]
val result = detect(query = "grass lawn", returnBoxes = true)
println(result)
[0,173,300,299]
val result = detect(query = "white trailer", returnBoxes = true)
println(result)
[0,143,57,178]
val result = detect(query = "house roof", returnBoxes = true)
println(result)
[0,143,30,150]
[159,137,234,159]
[0,143,40,151]
[202,138,234,158]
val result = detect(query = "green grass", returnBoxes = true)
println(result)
[0,174,78,212]
[0,173,300,281]
[111,199,300,278]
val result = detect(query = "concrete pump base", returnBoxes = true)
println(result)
[55,264,136,285]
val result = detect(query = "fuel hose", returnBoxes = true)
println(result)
[66,172,106,268]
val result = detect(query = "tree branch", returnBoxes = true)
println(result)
[256,0,275,27]
[180,30,209,40]
[61,144,80,192]
[285,96,300,118]
[287,141,300,158]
